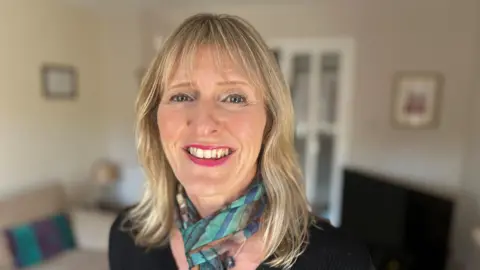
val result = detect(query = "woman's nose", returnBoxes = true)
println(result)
[188,101,220,136]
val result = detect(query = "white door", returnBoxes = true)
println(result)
[269,38,355,227]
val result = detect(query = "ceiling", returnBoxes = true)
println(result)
[64,0,316,11]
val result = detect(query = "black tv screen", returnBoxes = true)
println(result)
[340,168,454,270]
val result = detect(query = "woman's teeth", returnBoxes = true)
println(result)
[187,147,231,159]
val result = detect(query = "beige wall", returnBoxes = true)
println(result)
[0,0,143,201]
[100,9,142,167]
[456,79,480,267]
[99,9,145,205]
[0,0,106,197]
[455,4,480,264]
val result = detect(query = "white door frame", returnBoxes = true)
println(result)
[267,37,356,227]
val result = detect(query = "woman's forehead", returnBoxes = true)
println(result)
[168,47,249,83]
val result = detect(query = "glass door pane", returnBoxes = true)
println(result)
[315,133,334,204]
[310,133,335,218]
[319,53,340,125]
[291,54,311,134]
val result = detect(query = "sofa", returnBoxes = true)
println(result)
[0,183,117,270]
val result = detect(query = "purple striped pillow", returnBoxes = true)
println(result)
[5,213,76,268]
[31,219,63,260]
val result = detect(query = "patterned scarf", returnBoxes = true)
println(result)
[174,177,266,269]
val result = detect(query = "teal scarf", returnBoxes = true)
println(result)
[175,177,266,269]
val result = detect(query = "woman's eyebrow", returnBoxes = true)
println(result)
[168,81,195,90]
[216,80,249,87]
[167,80,250,91]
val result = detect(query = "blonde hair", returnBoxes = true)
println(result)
[127,13,312,268]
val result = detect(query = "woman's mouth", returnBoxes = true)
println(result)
[184,145,235,167]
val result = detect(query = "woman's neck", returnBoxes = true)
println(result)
[188,194,235,217]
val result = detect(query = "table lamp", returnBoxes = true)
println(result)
[88,159,120,206]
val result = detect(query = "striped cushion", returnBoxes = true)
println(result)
[51,214,76,250]
[4,213,76,268]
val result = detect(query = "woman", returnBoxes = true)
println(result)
[109,13,373,270]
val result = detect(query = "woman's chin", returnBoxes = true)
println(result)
[181,177,230,196]
[176,165,228,185]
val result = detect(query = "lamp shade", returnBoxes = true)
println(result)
[91,159,119,185]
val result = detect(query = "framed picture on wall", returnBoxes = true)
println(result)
[41,63,78,100]
[391,71,443,129]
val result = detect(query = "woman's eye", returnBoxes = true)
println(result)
[223,94,246,104]
[170,94,193,103]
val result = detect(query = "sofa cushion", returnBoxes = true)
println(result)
[50,214,76,250]
[4,213,76,268]
[5,223,43,267]
[25,250,108,270]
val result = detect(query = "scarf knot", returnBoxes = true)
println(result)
[175,178,266,269]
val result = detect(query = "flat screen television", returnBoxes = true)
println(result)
[340,168,455,270]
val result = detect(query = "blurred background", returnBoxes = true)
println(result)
[1,0,480,269]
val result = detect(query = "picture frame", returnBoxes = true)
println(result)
[391,71,443,129]
[41,63,78,100]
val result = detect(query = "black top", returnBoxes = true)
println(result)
[109,211,373,270]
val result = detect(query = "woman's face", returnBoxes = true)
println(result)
[157,47,267,197]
